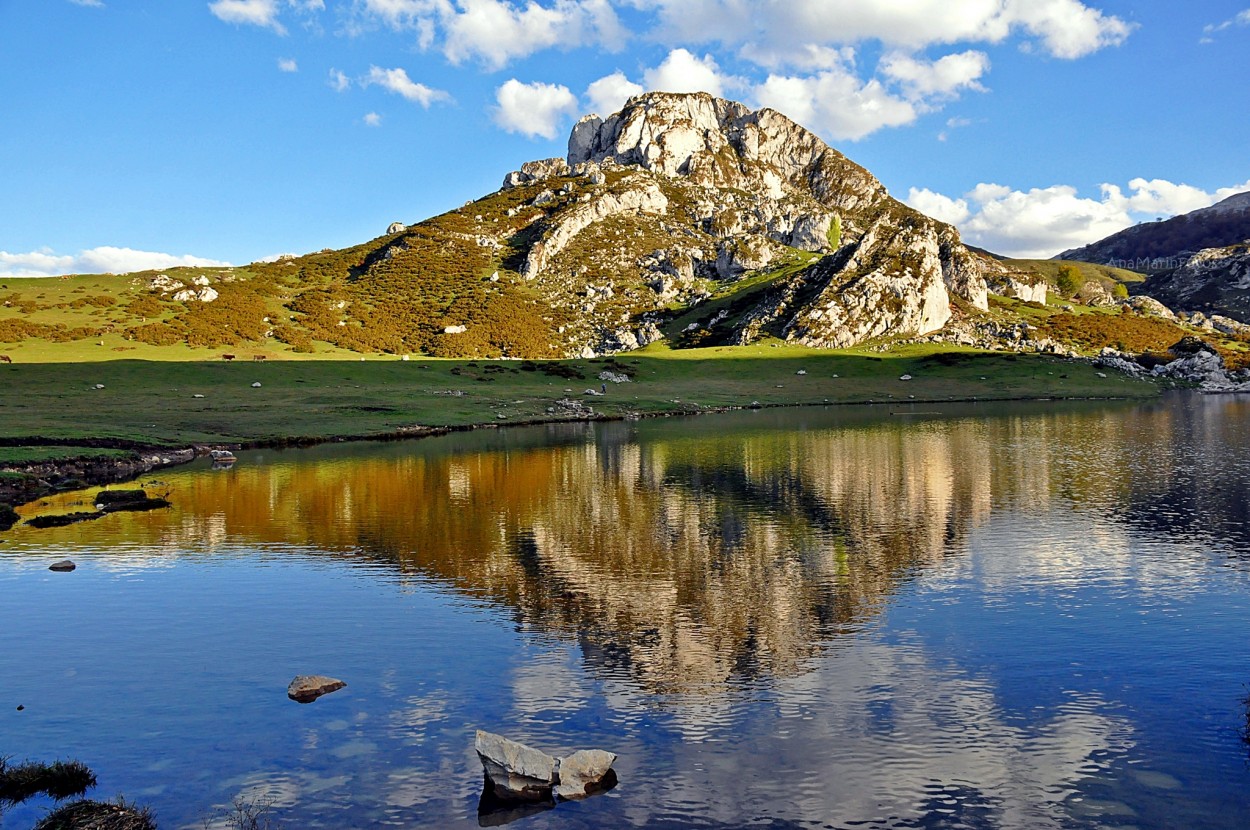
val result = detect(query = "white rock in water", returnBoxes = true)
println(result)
[554,749,617,800]
[287,675,346,703]
[475,731,558,801]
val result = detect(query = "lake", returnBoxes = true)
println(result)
[3,394,1250,829]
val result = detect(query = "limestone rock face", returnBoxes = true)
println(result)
[992,275,1049,304]
[524,181,669,277]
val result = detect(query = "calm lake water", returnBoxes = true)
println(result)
[4,394,1250,829]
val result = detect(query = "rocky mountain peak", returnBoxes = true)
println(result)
[413,91,1015,357]
[566,91,886,214]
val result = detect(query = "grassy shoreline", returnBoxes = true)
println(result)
[0,344,1162,510]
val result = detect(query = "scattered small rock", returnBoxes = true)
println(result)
[251,382,262,388]
[287,675,346,703]
[796,369,807,375]
[899,374,912,381]
[49,560,77,572]
[192,393,205,398]
[94,384,105,389]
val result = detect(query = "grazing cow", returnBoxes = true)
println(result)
[0,355,11,364]
[221,354,235,361]
[252,354,267,362]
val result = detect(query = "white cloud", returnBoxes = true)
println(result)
[1007,0,1134,59]
[584,71,644,117]
[68,0,105,7]
[905,187,971,226]
[328,68,350,91]
[755,67,917,141]
[1203,7,1250,38]
[636,0,1132,61]
[207,0,324,34]
[361,66,451,107]
[354,0,625,69]
[643,48,735,97]
[364,111,383,126]
[492,79,579,139]
[879,50,989,102]
[356,0,445,31]
[905,177,1250,258]
[938,116,973,142]
[442,0,626,69]
[277,57,298,72]
[0,247,232,278]
[209,0,286,34]
[751,48,988,141]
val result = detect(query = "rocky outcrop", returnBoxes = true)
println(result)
[287,675,346,703]
[991,275,1049,304]
[1123,295,1176,319]
[524,181,669,276]
[502,158,572,190]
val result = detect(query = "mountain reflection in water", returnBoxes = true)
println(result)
[6,394,1250,829]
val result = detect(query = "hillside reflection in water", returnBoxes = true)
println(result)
[4,394,1250,829]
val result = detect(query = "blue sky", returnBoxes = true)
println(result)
[2,0,1248,276]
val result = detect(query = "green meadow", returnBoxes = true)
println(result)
[0,342,1160,464]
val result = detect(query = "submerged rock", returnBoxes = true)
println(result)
[287,675,346,703]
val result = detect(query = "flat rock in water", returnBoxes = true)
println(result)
[49,560,77,572]
[475,730,558,801]
[287,675,346,703]
[554,749,618,800]
[94,490,148,507]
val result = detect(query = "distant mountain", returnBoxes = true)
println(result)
[1057,191,1250,270]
